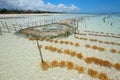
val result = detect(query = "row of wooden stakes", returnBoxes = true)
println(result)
[41,60,111,80]
[42,45,120,70]
[75,36,120,46]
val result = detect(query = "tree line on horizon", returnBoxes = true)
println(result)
[0,8,64,14]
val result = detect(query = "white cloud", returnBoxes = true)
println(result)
[1,0,79,12]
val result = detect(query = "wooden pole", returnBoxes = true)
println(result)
[74,28,76,38]
[31,20,34,26]
[77,21,78,31]
[26,23,29,27]
[23,20,26,24]
[85,23,86,28]
[39,20,41,26]
[35,21,37,26]
[36,39,44,63]
[1,21,5,27]
[12,24,17,31]
[0,27,2,35]
[5,22,10,33]
[19,24,22,30]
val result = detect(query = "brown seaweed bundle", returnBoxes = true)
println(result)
[114,63,120,70]
[75,65,84,73]
[110,48,117,53]
[69,42,73,45]
[64,41,69,44]
[45,46,49,50]
[63,49,70,54]
[57,49,63,53]
[76,53,83,59]
[85,57,112,67]
[87,69,99,78]
[40,61,49,70]
[37,44,42,48]
[39,38,45,41]
[98,47,105,51]
[49,39,53,42]
[60,40,64,44]
[92,45,98,50]
[59,61,66,67]
[69,50,76,57]
[50,60,59,67]
[49,46,57,52]
[85,44,91,48]
[29,37,36,41]
[54,40,58,43]
[98,72,109,80]
[66,61,74,69]
[84,57,93,64]
[74,42,80,47]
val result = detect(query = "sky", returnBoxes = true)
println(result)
[0,0,120,13]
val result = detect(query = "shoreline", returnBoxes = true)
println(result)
[0,13,62,19]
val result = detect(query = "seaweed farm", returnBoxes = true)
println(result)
[0,14,120,80]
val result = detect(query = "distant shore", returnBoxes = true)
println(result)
[0,13,62,19]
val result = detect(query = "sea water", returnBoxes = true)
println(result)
[0,14,120,34]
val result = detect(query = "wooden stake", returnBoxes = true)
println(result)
[35,21,37,26]
[12,24,17,31]
[74,28,76,38]
[36,39,44,63]
[85,23,86,28]
[0,27,2,35]
[5,22,10,33]
[26,23,29,27]
[31,20,34,26]
[39,20,41,26]
[77,21,78,30]
[1,21,5,27]
[19,24,22,29]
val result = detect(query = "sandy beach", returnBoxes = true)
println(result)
[0,14,120,80]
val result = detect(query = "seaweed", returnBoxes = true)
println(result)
[40,61,49,70]
[114,63,120,70]
[85,57,112,67]
[110,48,117,53]
[98,47,105,51]
[60,40,64,44]
[59,61,66,67]
[57,49,63,53]
[87,69,99,78]
[66,61,74,69]
[74,42,80,47]
[69,42,73,45]
[51,60,59,67]
[64,41,69,44]
[76,53,83,59]
[98,72,109,80]
[92,45,98,50]
[29,37,36,41]
[63,49,70,54]
[37,44,43,48]
[75,65,84,73]
[84,57,93,64]
[45,46,49,50]
[69,50,76,57]
[85,44,91,48]
[54,40,58,43]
